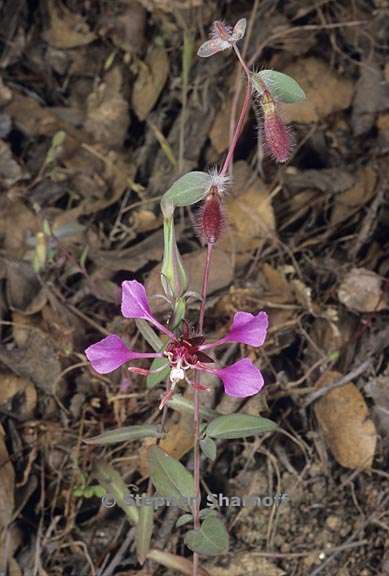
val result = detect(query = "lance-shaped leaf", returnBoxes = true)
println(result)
[147,355,170,388]
[206,414,277,440]
[184,515,229,556]
[200,436,217,461]
[161,171,211,210]
[160,215,188,300]
[148,446,195,511]
[83,424,164,445]
[252,70,306,103]
[167,393,217,420]
[136,505,154,564]
[136,319,163,352]
[94,462,139,525]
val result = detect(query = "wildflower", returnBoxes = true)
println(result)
[85,280,268,406]
[197,18,246,58]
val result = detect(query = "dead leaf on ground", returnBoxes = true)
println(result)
[0,424,15,530]
[138,0,202,12]
[0,141,26,187]
[314,371,377,469]
[5,260,47,315]
[210,77,246,154]
[206,552,285,576]
[218,165,276,264]
[366,373,389,448]
[139,413,194,477]
[352,58,384,136]
[2,201,40,259]
[43,0,96,49]
[282,58,354,123]
[0,373,37,418]
[102,0,146,54]
[132,47,169,121]
[338,267,388,312]
[331,166,377,225]
[85,67,129,149]
[0,329,61,395]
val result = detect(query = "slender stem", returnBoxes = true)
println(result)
[192,373,201,576]
[192,242,214,576]
[220,45,253,179]
[199,242,214,335]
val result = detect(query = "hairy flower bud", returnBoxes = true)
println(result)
[199,186,224,244]
[261,91,291,163]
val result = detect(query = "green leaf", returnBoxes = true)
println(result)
[148,446,195,511]
[147,356,170,389]
[161,171,211,211]
[200,436,217,461]
[136,319,163,352]
[252,70,306,103]
[167,394,217,420]
[206,414,277,440]
[83,424,164,445]
[136,505,154,565]
[176,513,193,528]
[94,462,139,525]
[184,515,229,556]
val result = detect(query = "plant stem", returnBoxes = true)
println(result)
[192,373,201,576]
[192,242,214,576]
[199,242,214,335]
[220,46,253,179]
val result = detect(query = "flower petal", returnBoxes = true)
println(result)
[200,311,268,350]
[197,38,230,58]
[120,280,176,339]
[121,280,153,320]
[85,334,162,374]
[224,311,268,346]
[215,358,264,397]
[231,18,247,42]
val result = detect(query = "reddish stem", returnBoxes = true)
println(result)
[220,46,252,179]
[199,242,214,335]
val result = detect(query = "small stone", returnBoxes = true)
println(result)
[326,515,341,531]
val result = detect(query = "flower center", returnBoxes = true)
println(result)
[165,337,200,370]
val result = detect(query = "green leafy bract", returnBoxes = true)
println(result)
[161,171,211,211]
[252,70,306,103]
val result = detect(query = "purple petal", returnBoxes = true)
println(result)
[121,280,153,320]
[224,311,268,346]
[120,280,176,339]
[85,334,162,374]
[215,358,264,397]
[200,311,268,350]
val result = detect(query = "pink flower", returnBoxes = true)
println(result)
[85,280,268,402]
[197,18,246,58]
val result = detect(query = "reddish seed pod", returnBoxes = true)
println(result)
[200,186,224,244]
[261,90,291,163]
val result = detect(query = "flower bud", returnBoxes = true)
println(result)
[161,215,188,300]
[199,186,224,244]
[261,91,290,163]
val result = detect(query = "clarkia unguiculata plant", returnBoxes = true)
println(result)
[84,17,305,575]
